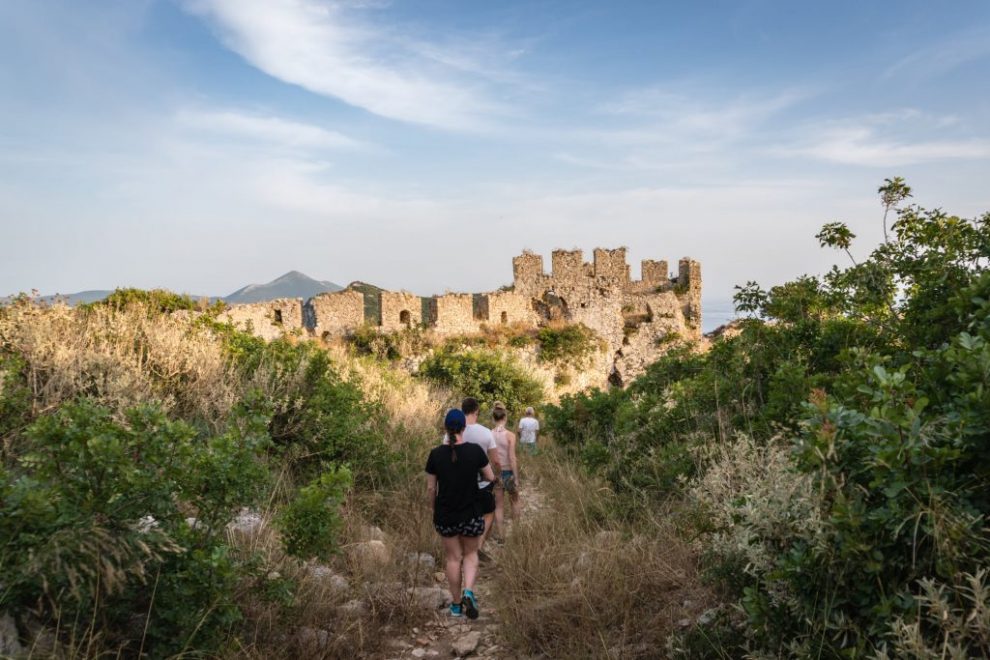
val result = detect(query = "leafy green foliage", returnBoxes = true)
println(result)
[549,180,990,655]
[278,465,352,561]
[419,347,545,413]
[85,287,225,315]
[535,323,600,364]
[348,324,431,360]
[0,399,270,656]
[214,329,394,486]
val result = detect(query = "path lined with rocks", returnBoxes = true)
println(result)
[385,488,546,659]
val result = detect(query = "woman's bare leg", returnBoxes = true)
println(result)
[460,534,481,592]
[493,487,505,539]
[441,535,463,602]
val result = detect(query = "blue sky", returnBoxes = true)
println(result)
[2,0,989,316]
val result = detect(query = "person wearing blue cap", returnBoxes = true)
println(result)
[425,408,496,619]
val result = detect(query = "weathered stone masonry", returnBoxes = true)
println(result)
[221,247,701,384]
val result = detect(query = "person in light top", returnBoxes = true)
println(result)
[491,402,521,536]
[517,406,540,455]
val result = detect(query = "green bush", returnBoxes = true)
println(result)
[546,180,990,656]
[348,324,430,360]
[0,399,270,656]
[535,324,600,364]
[85,287,225,315]
[278,465,352,561]
[216,330,396,486]
[419,347,545,413]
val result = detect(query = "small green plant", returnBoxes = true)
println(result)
[278,465,353,561]
[536,324,599,365]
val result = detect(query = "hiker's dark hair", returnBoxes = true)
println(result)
[492,407,507,422]
[445,424,461,462]
[461,397,480,416]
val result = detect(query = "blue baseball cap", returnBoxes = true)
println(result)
[444,408,467,432]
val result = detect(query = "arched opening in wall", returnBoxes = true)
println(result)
[274,309,283,325]
[608,369,624,388]
[399,309,411,328]
[500,311,508,324]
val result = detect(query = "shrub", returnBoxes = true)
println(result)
[535,323,600,365]
[220,332,395,486]
[278,465,353,561]
[0,399,270,656]
[86,287,224,315]
[418,347,545,413]
[348,324,431,360]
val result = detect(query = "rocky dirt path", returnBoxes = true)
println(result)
[385,487,547,659]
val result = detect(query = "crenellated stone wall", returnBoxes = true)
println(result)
[310,290,364,338]
[220,298,304,341]
[222,247,702,386]
[429,293,479,336]
[380,291,422,332]
[484,291,537,326]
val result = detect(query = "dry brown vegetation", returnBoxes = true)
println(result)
[1,299,714,659]
[492,449,713,659]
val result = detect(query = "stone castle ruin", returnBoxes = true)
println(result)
[219,248,701,384]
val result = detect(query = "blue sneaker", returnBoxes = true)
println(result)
[449,602,463,617]
[462,590,479,620]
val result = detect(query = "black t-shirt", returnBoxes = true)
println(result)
[425,442,490,526]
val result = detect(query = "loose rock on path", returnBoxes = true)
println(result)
[386,485,546,659]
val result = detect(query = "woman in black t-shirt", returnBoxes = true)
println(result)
[426,409,495,619]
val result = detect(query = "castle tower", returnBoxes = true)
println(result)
[678,258,702,332]
[512,251,545,296]
[640,259,669,290]
[593,247,630,285]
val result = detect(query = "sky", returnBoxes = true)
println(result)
[2,0,989,318]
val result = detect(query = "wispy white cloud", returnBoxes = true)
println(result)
[885,25,990,79]
[779,111,990,166]
[175,108,366,150]
[595,88,811,142]
[180,0,514,130]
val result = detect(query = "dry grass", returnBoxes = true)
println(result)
[0,301,238,428]
[492,448,713,659]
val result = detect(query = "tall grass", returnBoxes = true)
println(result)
[492,446,713,659]
[0,300,467,658]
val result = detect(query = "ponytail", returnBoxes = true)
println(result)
[446,428,459,463]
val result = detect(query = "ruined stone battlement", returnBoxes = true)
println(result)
[222,247,701,384]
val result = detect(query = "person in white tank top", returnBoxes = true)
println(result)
[491,402,520,537]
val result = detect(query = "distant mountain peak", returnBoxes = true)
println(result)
[224,271,342,304]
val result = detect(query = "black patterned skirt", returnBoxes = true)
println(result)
[434,515,486,538]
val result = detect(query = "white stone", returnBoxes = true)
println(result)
[406,552,436,571]
[451,631,481,657]
[348,539,389,569]
[297,626,330,648]
[228,508,264,534]
[0,613,22,658]
[336,599,366,617]
[408,586,449,609]
[306,565,350,594]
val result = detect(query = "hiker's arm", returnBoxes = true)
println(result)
[480,464,495,483]
[426,474,437,508]
[488,447,501,475]
[508,431,519,477]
